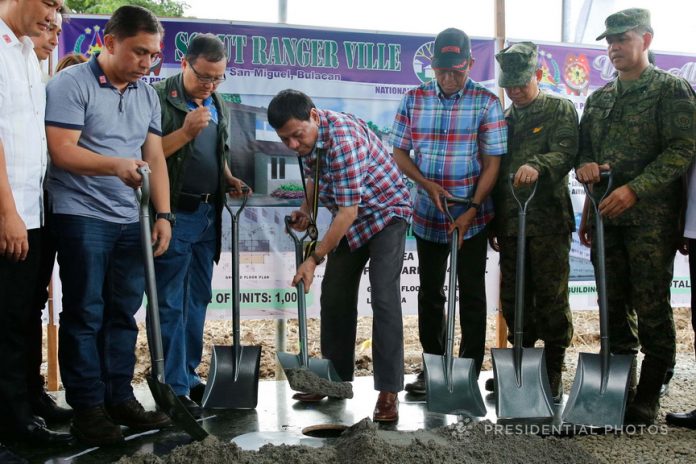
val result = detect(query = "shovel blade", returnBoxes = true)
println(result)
[146,376,208,440]
[423,353,486,416]
[202,344,261,409]
[276,352,343,383]
[491,347,554,419]
[562,352,634,428]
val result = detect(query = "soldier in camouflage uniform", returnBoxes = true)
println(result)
[489,42,578,401]
[575,8,696,425]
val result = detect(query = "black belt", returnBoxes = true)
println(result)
[177,191,215,212]
[181,192,214,203]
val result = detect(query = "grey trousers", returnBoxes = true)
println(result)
[320,218,407,392]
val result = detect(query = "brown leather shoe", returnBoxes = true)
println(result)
[292,392,327,402]
[373,391,398,422]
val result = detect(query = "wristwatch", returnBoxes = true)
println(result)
[469,202,482,213]
[155,212,176,227]
[310,251,325,265]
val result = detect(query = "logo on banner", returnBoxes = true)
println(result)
[537,49,563,94]
[413,41,436,84]
[562,53,590,96]
[68,24,164,76]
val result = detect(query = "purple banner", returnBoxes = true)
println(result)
[60,16,496,87]
[514,41,696,101]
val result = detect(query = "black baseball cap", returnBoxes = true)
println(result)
[432,28,471,71]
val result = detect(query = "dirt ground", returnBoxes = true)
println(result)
[130,307,696,384]
[113,308,696,464]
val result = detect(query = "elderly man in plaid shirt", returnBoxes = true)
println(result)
[267,89,412,422]
[391,28,507,395]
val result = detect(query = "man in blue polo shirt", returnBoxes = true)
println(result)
[45,5,172,445]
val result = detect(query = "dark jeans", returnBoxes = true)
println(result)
[155,203,216,396]
[53,214,144,410]
[415,227,488,374]
[320,218,407,392]
[0,228,42,422]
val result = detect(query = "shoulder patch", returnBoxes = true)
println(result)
[671,100,695,131]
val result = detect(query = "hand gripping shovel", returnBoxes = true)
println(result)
[276,216,352,399]
[423,196,486,416]
[202,188,261,409]
[491,174,554,419]
[562,170,634,428]
[135,166,208,440]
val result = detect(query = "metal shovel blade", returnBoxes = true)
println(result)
[491,347,554,419]
[276,352,343,384]
[423,353,486,416]
[202,344,262,409]
[562,352,634,428]
[146,376,209,441]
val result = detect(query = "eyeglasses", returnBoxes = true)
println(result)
[188,62,226,85]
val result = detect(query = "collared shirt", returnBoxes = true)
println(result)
[186,95,218,124]
[45,54,162,223]
[391,78,507,243]
[302,109,412,250]
[0,19,48,229]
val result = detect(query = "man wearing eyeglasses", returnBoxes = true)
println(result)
[391,27,506,395]
[153,33,246,417]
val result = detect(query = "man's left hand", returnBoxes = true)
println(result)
[513,164,539,187]
[292,259,316,292]
[598,185,637,219]
[152,219,172,257]
[448,208,476,248]
[227,176,251,198]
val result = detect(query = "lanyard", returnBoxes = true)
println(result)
[297,149,323,260]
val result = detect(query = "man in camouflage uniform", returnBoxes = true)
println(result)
[575,8,696,425]
[489,42,577,401]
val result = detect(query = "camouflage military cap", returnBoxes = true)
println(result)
[596,8,651,40]
[496,42,538,88]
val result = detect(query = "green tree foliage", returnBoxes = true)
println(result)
[66,0,188,17]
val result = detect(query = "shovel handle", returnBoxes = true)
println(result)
[441,194,471,224]
[134,167,166,382]
[284,216,311,367]
[579,170,613,370]
[508,173,538,214]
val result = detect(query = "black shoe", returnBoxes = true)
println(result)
[14,417,73,445]
[71,405,123,446]
[0,443,27,464]
[32,390,73,423]
[177,396,202,419]
[189,382,206,404]
[405,372,426,395]
[485,378,495,392]
[107,399,172,431]
[666,409,696,429]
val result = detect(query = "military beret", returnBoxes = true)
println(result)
[496,41,538,88]
[596,8,651,40]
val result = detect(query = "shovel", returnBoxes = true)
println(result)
[135,166,208,440]
[491,174,554,419]
[202,188,262,409]
[562,170,634,428]
[276,216,352,399]
[423,195,486,416]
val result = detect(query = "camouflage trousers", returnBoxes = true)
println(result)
[591,224,677,367]
[498,234,573,350]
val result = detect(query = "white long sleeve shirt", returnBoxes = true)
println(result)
[0,18,48,229]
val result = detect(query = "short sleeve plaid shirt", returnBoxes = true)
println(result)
[390,78,507,243]
[302,109,412,250]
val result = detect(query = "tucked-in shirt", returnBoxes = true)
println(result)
[45,54,162,223]
[391,78,507,243]
[0,19,48,229]
[302,109,412,250]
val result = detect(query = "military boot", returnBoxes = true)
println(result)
[624,358,668,426]
[545,346,565,403]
